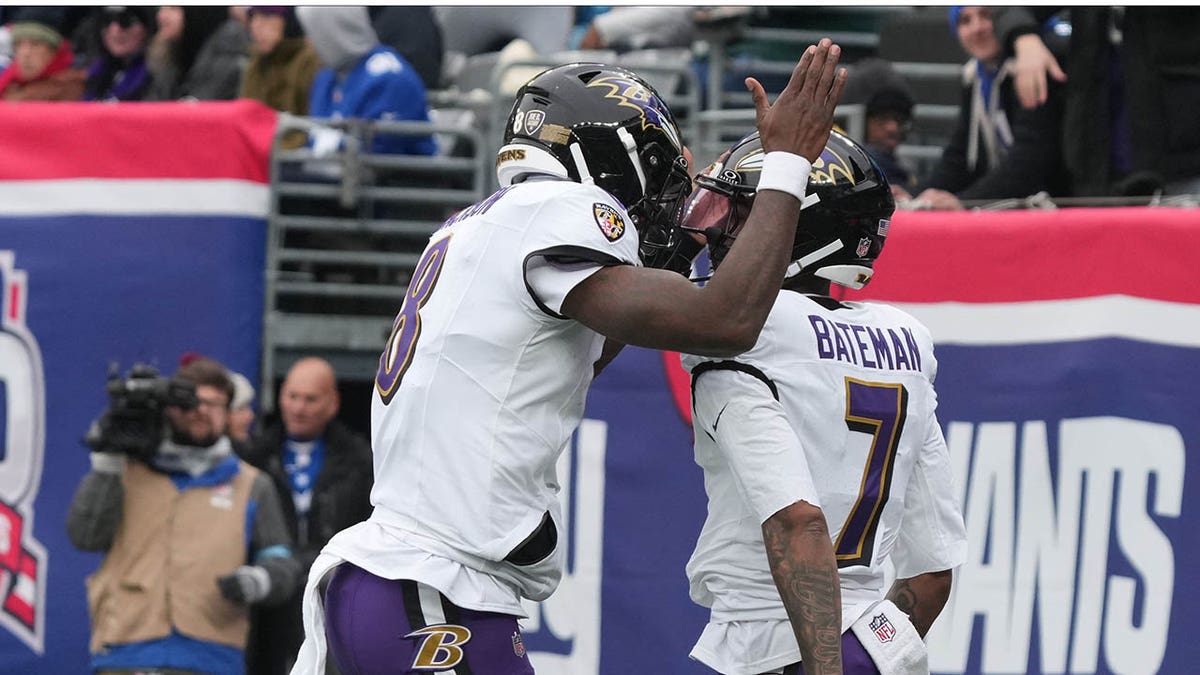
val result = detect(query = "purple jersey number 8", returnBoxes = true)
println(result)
[375,235,452,404]
[835,377,908,568]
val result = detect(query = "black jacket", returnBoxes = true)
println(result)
[237,419,373,675]
[997,7,1200,196]
[920,59,1067,201]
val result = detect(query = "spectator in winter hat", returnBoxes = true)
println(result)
[227,371,258,445]
[0,8,86,101]
[911,6,1068,209]
[297,6,436,157]
[842,57,918,196]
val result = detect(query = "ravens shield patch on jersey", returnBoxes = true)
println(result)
[593,203,626,242]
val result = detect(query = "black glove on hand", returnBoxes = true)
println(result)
[217,565,271,605]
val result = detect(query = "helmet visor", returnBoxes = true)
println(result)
[680,183,754,269]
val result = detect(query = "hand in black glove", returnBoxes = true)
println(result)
[217,565,271,605]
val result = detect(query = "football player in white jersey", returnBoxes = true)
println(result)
[680,130,968,675]
[291,41,850,675]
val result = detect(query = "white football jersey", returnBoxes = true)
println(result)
[682,292,967,674]
[328,179,640,614]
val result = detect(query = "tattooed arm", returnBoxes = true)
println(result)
[886,568,953,637]
[762,500,843,675]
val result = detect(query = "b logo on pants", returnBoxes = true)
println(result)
[407,625,472,669]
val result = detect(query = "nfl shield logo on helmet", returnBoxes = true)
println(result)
[512,631,526,658]
[593,203,626,242]
[856,237,872,257]
[524,110,546,136]
[869,614,896,643]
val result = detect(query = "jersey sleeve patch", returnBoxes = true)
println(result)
[520,183,639,266]
[593,203,627,242]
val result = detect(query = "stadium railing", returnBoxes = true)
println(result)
[260,114,487,409]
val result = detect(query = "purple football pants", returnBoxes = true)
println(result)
[759,631,882,675]
[324,562,535,675]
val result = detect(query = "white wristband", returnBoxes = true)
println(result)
[756,152,812,202]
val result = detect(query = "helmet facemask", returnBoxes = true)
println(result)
[633,150,694,273]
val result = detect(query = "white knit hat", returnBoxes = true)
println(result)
[228,372,256,411]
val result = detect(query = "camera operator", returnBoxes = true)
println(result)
[67,356,300,675]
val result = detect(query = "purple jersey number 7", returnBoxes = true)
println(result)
[835,377,908,568]
[375,235,452,404]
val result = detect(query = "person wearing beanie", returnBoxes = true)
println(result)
[368,6,443,90]
[82,6,155,101]
[239,6,319,147]
[0,8,86,101]
[227,371,258,444]
[842,57,918,195]
[912,6,1066,209]
[296,5,437,157]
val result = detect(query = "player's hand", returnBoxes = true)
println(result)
[1012,34,1066,109]
[747,38,848,162]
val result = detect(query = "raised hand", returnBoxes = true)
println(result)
[747,38,848,162]
[1012,34,1067,109]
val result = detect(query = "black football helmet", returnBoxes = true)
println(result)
[497,63,693,271]
[682,129,895,289]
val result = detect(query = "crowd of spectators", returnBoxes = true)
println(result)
[0,4,439,162]
[2,5,1196,204]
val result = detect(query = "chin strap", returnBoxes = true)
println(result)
[786,239,845,279]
